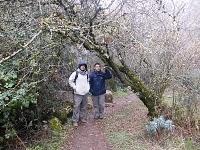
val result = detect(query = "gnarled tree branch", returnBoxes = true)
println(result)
[0,30,42,64]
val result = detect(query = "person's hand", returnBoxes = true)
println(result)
[104,65,109,68]
[102,66,106,72]
[103,65,110,71]
[103,65,109,69]
[73,86,76,91]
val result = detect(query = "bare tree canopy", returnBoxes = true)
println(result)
[0,0,199,148]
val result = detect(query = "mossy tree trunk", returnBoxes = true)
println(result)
[79,37,161,117]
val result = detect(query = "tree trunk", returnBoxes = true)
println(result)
[81,38,161,117]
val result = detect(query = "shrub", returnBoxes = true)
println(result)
[146,116,175,137]
[49,117,62,133]
[0,64,39,147]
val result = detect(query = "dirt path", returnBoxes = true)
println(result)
[66,115,111,150]
[61,92,200,150]
[62,92,139,150]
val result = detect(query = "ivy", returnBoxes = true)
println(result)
[0,64,38,145]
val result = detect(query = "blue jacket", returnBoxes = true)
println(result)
[89,69,112,96]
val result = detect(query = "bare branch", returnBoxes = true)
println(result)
[0,30,42,64]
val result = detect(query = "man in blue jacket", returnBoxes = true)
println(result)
[89,63,112,119]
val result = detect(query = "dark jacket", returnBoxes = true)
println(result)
[89,69,112,96]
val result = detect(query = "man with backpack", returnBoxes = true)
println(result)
[89,63,112,119]
[68,61,90,127]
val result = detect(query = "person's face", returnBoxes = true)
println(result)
[94,64,101,71]
[80,65,86,71]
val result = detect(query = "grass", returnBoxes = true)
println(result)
[113,88,130,97]
[27,123,73,150]
[27,132,62,150]
[162,93,174,107]
[108,131,148,150]
[101,95,200,150]
[101,99,151,150]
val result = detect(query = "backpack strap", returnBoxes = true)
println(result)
[74,71,89,84]
[74,71,79,85]
[87,73,89,81]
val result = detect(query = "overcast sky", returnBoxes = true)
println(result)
[100,0,200,28]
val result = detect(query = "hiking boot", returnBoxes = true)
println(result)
[94,116,99,119]
[80,119,87,123]
[99,116,104,119]
[73,122,78,127]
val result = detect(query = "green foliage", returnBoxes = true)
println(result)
[4,123,17,140]
[28,140,61,150]
[146,116,175,136]
[0,64,38,145]
[0,35,75,148]
[185,138,194,150]
[27,124,72,150]
[49,117,62,133]
[54,105,72,123]
[27,132,62,150]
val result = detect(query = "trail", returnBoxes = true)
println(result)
[61,93,142,150]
